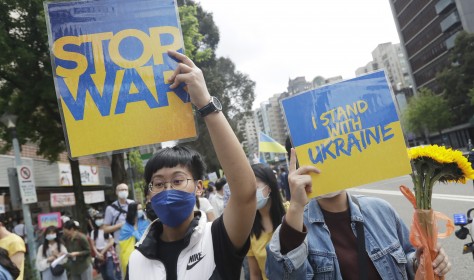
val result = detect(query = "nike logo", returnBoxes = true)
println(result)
[186,252,205,270]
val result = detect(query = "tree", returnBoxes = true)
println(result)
[437,31,474,124]
[176,0,255,174]
[402,88,452,144]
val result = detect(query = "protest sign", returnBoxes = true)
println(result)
[44,0,196,158]
[281,71,411,197]
[38,212,62,229]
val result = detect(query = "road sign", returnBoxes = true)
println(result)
[16,165,38,204]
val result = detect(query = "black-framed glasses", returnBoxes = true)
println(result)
[148,176,194,194]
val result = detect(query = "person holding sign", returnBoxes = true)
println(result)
[126,50,256,280]
[265,149,452,280]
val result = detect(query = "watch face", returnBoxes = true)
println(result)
[212,96,223,110]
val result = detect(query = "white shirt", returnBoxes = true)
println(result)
[209,193,224,217]
[90,229,112,257]
[194,197,214,213]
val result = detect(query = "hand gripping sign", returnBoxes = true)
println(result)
[44,0,197,158]
[281,71,412,198]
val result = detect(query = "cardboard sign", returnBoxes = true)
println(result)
[281,71,411,197]
[38,212,62,229]
[44,0,197,158]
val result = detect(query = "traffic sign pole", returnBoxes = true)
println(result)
[11,133,39,279]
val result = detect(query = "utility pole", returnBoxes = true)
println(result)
[1,113,40,280]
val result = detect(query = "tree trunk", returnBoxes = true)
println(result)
[69,158,87,233]
[111,153,127,188]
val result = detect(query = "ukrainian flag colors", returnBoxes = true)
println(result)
[259,132,286,154]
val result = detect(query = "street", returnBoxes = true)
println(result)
[350,175,474,279]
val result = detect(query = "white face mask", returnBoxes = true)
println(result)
[118,190,128,199]
[256,187,270,210]
[95,219,104,227]
[315,190,344,200]
[45,234,57,241]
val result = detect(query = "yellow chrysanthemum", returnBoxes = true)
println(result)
[408,145,474,182]
[407,145,474,209]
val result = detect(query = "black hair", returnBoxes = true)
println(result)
[215,178,227,191]
[251,164,286,239]
[63,220,77,230]
[125,203,138,225]
[0,214,7,226]
[42,226,62,257]
[285,136,298,169]
[144,146,206,186]
[0,248,20,279]
[285,136,292,155]
[92,214,108,241]
[195,195,200,210]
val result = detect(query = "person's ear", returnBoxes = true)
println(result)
[195,180,204,194]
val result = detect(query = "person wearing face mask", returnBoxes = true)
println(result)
[90,214,121,280]
[247,164,286,280]
[125,51,256,280]
[103,184,135,246]
[35,226,68,280]
[118,203,149,274]
[265,143,453,280]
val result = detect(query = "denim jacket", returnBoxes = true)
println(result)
[266,194,416,280]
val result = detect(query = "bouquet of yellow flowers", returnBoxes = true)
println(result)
[400,145,474,280]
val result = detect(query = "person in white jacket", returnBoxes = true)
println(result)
[126,50,256,280]
[36,226,68,280]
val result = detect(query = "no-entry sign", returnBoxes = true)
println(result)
[16,165,38,204]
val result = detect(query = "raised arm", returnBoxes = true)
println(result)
[168,50,256,249]
[265,149,320,278]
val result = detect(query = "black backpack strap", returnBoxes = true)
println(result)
[351,195,367,280]
[110,201,127,226]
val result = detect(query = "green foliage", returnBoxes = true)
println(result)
[437,31,474,124]
[402,88,452,137]
[177,0,255,173]
[0,0,63,160]
[24,253,40,280]
[129,150,144,176]
[179,5,212,63]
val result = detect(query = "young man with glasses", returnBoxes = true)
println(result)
[126,50,256,280]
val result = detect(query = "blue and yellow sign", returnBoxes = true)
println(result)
[281,71,411,198]
[44,0,196,158]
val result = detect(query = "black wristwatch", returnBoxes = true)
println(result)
[197,96,222,117]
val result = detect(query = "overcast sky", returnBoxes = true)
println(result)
[197,0,401,108]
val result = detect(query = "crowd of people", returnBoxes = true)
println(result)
[0,51,453,280]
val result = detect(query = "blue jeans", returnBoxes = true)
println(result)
[99,256,121,280]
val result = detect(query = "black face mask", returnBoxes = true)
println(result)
[145,202,158,222]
